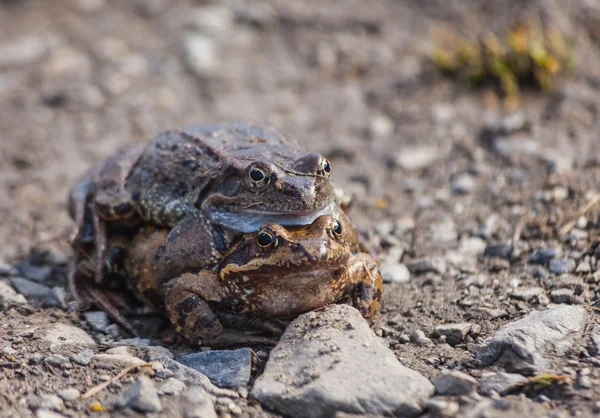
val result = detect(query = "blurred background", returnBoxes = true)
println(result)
[0,0,599,263]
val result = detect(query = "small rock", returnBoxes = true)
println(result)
[35,410,66,418]
[83,311,111,333]
[16,263,53,282]
[106,346,131,356]
[70,349,94,366]
[121,376,162,413]
[181,32,218,78]
[474,305,588,374]
[427,397,460,417]
[458,237,487,256]
[44,354,72,369]
[395,146,441,171]
[159,358,236,398]
[432,370,478,395]
[29,394,64,411]
[431,103,455,123]
[10,277,59,307]
[93,353,146,369]
[0,36,51,69]
[109,338,151,348]
[252,305,434,418]
[479,372,527,396]
[551,288,574,304]
[451,173,476,195]
[159,378,186,396]
[179,387,218,418]
[178,348,252,388]
[406,258,446,275]
[141,345,174,361]
[411,330,434,347]
[483,244,512,260]
[577,375,593,389]
[381,262,411,284]
[432,323,472,346]
[0,279,28,308]
[529,248,559,265]
[369,114,394,138]
[57,388,80,401]
[41,323,97,351]
[510,287,544,301]
[588,327,600,356]
[549,258,576,275]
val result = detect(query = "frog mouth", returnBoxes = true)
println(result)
[207,204,335,234]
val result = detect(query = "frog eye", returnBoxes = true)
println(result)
[318,157,331,177]
[257,230,277,249]
[248,165,270,189]
[328,219,343,240]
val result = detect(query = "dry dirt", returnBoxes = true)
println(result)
[2,0,600,417]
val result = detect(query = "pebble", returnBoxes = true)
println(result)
[551,288,574,304]
[549,258,576,275]
[179,387,218,418]
[252,305,434,418]
[577,375,593,389]
[458,237,487,256]
[510,287,544,301]
[178,348,252,388]
[158,358,236,398]
[483,244,512,260]
[10,277,60,307]
[0,279,28,308]
[587,326,600,356]
[40,323,97,351]
[57,389,80,402]
[29,394,64,411]
[120,376,162,413]
[158,377,186,396]
[44,354,72,369]
[380,262,411,284]
[83,311,111,333]
[92,353,146,369]
[406,258,447,275]
[141,345,174,361]
[35,410,66,418]
[451,173,476,195]
[16,263,53,282]
[474,305,588,375]
[369,114,394,138]
[411,330,435,347]
[0,36,51,69]
[394,145,441,171]
[479,372,527,396]
[426,397,460,417]
[70,349,94,366]
[431,323,472,346]
[109,338,151,348]
[181,32,218,78]
[432,370,478,395]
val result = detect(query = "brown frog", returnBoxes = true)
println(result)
[69,122,343,319]
[124,214,381,347]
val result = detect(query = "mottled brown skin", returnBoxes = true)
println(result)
[125,215,382,347]
[68,122,340,320]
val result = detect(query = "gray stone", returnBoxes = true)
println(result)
[550,289,574,304]
[252,304,434,418]
[10,277,59,307]
[181,32,218,78]
[411,329,434,347]
[432,370,478,395]
[92,353,146,369]
[529,248,559,265]
[451,173,476,194]
[179,387,218,418]
[44,354,72,369]
[484,244,512,260]
[427,397,460,417]
[122,376,162,413]
[29,394,64,411]
[510,287,544,301]
[587,326,600,356]
[35,410,66,418]
[178,348,252,388]
[159,358,237,398]
[40,323,97,352]
[70,349,94,366]
[0,279,28,308]
[83,311,111,333]
[479,372,527,396]
[17,263,53,282]
[109,338,150,348]
[549,258,576,275]
[406,257,447,275]
[0,36,51,69]
[381,262,411,284]
[395,146,441,171]
[141,345,174,361]
[57,388,80,401]
[158,377,186,396]
[432,323,472,346]
[474,305,587,375]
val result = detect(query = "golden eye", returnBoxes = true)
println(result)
[318,157,331,176]
[248,165,270,188]
[257,230,277,248]
[328,219,343,240]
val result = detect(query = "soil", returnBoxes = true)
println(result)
[2,0,600,417]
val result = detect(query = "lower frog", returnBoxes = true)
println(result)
[125,214,382,347]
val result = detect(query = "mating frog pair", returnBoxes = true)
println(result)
[69,122,382,346]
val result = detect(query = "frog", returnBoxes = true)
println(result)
[124,214,382,347]
[68,122,341,317]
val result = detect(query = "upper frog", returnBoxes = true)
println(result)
[127,121,335,233]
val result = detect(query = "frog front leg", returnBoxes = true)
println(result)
[341,253,383,325]
[164,273,279,347]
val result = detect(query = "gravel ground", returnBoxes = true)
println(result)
[2,0,600,417]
